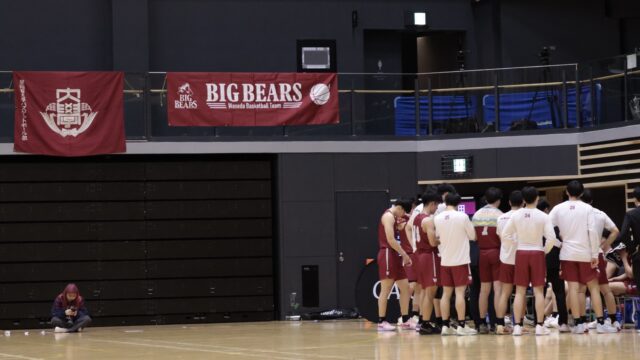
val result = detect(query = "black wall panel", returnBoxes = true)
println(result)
[0,155,275,329]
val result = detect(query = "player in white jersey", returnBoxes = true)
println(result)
[549,181,617,333]
[580,189,621,331]
[501,186,558,336]
[434,193,477,336]
[494,190,523,335]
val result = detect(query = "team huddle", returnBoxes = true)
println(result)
[376,180,635,336]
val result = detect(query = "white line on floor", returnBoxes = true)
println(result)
[0,353,44,360]
[131,338,352,359]
[86,338,301,360]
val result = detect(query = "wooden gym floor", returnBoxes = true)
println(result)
[1,320,638,359]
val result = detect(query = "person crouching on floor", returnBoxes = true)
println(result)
[51,283,91,333]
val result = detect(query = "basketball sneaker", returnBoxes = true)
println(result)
[535,324,551,336]
[544,315,559,328]
[419,322,435,335]
[409,315,419,328]
[571,323,585,334]
[512,325,523,336]
[398,321,413,330]
[558,324,571,333]
[478,323,489,334]
[587,320,597,330]
[596,322,618,334]
[504,316,512,327]
[54,327,68,333]
[612,320,622,331]
[441,325,456,336]
[377,321,396,332]
[457,326,478,336]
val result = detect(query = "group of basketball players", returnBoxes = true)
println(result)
[376,180,635,336]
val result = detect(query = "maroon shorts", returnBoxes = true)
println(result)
[416,250,440,288]
[499,263,515,285]
[404,253,418,283]
[597,254,608,285]
[377,248,407,281]
[440,264,472,287]
[479,248,501,282]
[514,250,546,287]
[624,280,638,296]
[561,260,598,284]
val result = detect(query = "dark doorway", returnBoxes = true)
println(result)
[336,191,389,309]
[417,31,466,74]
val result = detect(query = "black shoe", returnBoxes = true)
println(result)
[419,322,435,335]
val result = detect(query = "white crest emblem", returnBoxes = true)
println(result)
[40,88,98,138]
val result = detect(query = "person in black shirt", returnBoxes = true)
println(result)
[616,187,640,293]
[537,200,569,332]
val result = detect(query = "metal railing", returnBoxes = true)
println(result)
[0,54,638,142]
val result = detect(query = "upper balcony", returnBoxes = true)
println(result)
[0,54,638,144]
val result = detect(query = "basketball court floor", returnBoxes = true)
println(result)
[1,320,638,359]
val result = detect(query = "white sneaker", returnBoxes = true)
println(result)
[596,322,618,334]
[544,315,559,328]
[504,316,512,327]
[409,315,419,327]
[535,324,551,336]
[512,325,523,336]
[441,325,456,336]
[558,324,571,333]
[587,320,597,329]
[377,321,396,331]
[464,326,478,336]
[571,324,585,334]
[523,317,535,327]
[456,325,478,336]
[54,327,68,333]
[612,320,622,331]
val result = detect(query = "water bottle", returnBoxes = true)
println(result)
[285,292,301,321]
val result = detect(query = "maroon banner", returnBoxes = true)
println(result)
[13,72,126,156]
[167,72,339,126]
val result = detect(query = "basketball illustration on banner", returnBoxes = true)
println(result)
[309,83,330,105]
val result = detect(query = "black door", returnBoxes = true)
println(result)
[336,191,389,309]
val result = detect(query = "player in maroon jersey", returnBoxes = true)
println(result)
[377,198,414,331]
[409,191,443,334]
[471,187,503,333]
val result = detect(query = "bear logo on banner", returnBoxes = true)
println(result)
[40,88,97,138]
[175,83,198,109]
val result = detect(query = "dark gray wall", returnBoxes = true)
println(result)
[148,0,475,72]
[0,0,632,72]
[0,0,113,70]
[417,145,578,181]
[278,153,417,316]
[500,0,620,66]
